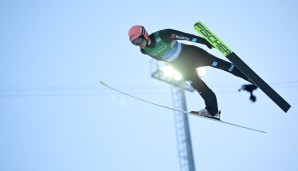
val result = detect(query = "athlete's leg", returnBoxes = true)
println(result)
[178,44,251,82]
[207,55,251,82]
[182,70,219,116]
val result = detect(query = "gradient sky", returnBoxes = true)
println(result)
[1,0,298,171]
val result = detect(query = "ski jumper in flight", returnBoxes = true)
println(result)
[128,25,255,116]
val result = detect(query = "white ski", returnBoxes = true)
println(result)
[100,81,266,133]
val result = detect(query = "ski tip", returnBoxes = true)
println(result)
[194,21,202,25]
[99,81,106,86]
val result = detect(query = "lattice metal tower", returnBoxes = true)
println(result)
[150,60,195,171]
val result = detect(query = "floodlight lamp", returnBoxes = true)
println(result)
[162,65,175,77]
[173,71,183,81]
[197,67,206,77]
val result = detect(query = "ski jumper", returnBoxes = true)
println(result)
[141,29,250,115]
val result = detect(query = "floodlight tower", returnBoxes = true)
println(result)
[150,60,196,171]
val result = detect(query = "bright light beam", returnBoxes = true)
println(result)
[162,65,183,81]
[173,71,182,81]
[163,65,175,77]
[196,67,206,77]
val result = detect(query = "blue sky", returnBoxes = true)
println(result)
[1,0,298,171]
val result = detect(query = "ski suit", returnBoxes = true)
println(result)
[141,29,250,115]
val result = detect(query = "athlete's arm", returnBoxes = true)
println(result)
[140,48,164,61]
[159,29,213,48]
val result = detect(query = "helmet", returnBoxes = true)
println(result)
[128,25,149,43]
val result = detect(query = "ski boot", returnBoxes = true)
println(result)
[190,109,221,120]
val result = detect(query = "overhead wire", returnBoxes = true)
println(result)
[0,80,297,97]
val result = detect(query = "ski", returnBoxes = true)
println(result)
[194,21,291,113]
[100,81,266,133]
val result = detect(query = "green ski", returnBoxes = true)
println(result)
[194,21,291,113]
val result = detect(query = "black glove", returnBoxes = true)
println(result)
[238,84,258,92]
[238,84,258,103]
[205,41,214,49]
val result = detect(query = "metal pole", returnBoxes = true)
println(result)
[172,83,195,171]
[150,60,195,171]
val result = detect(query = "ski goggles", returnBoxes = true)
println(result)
[132,37,145,46]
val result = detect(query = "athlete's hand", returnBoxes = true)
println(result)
[205,41,214,49]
